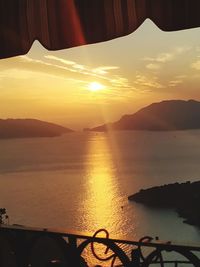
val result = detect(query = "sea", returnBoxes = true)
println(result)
[0,130,200,246]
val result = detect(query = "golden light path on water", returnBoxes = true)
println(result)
[83,133,125,235]
[81,133,129,266]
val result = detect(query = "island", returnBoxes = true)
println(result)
[128,181,200,227]
[90,99,200,131]
[0,119,73,138]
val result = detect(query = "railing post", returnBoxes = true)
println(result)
[68,235,77,250]
[131,248,140,267]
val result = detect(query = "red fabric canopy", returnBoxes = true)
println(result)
[1,0,200,59]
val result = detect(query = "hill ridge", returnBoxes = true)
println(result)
[0,118,73,138]
[90,99,200,131]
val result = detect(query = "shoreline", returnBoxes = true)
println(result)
[128,181,200,228]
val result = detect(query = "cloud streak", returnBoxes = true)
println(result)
[144,46,192,71]
[134,73,164,89]
[45,55,76,65]
[191,60,200,70]
[146,63,161,70]
[144,53,174,63]
[0,55,135,98]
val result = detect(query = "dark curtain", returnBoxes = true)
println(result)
[1,0,200,59]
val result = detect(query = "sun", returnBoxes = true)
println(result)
[88,82,104,92]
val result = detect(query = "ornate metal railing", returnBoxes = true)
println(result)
[0,224,200,267]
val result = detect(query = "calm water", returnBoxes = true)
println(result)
[0,131,200,244]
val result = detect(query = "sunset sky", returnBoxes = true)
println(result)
[1,19,200,130]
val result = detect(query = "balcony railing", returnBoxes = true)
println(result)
[0,224,200,267]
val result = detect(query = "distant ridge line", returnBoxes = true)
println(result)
[0,118,73,139]
[90,99,200,132]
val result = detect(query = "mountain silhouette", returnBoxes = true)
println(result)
[91,100,200,131]
[0,119,73,138]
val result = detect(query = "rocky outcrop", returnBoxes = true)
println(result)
[128,181,200,227]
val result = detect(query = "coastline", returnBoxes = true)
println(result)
[128,181,200,227]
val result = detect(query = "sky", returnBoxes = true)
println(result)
[1,19,200,130]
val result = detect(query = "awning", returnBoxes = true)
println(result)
[1,0,200,59]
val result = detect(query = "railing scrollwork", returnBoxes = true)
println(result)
[0,225,199,267]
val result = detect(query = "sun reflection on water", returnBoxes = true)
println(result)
[83,133,124,235]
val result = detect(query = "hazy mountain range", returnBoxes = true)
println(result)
[0,119,73,138]
[90,99,200,131]
[1,100,200,138]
